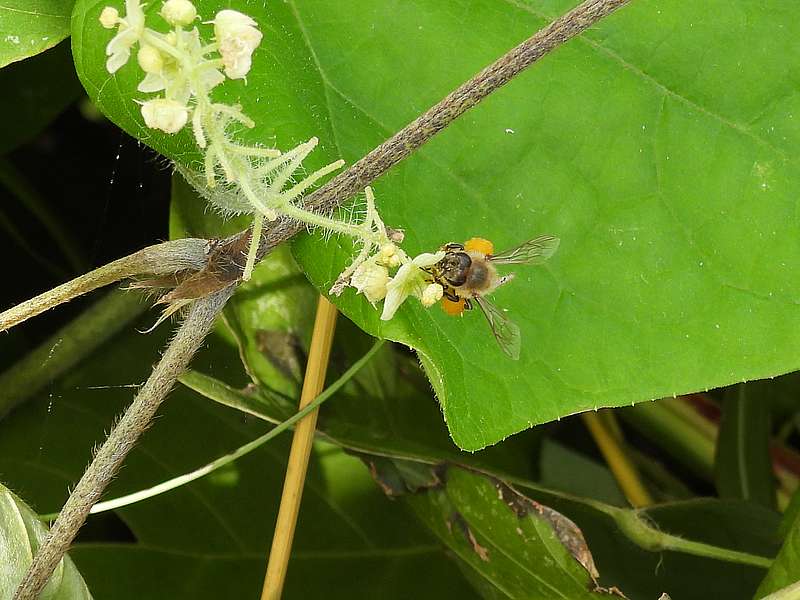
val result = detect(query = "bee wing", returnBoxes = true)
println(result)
[474,295,521,360]
[490,235,560,265]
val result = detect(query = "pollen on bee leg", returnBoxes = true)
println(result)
[441,297,466,316]
[464,237,494,255]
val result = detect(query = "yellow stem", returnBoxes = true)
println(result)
[581,411,654,508]
[261,296,339,599]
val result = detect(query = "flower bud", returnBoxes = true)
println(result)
[99,6,119,28]
[160,0,197,26]
[141,98,189,134]
[137,45,163,73]
[421,283,444,307]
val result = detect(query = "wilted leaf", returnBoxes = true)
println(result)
[397,464,612,599]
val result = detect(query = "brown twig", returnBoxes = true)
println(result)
[12,285,235,600]
[10,0,632,595]
[261,296,338,599]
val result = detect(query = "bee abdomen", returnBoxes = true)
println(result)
[467,261,491,287]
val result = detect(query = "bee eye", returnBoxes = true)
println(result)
[464,237,494,255]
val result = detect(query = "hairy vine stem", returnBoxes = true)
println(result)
[12,0,631,596]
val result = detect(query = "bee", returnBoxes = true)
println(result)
[424,235,560,360]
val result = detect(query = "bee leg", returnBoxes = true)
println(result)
[443,290,461,302]
[463,298,473,310]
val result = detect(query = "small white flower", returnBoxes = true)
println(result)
[213,9,262,79]
[380,252,445,321]
[99,6,119,29]
[350,258,389,304]
[420,283,444,307]
[105,0,146,73]
[160,0,197,26]
[141,98,189,133]
[137,44,163,74]
[136,29,223,98]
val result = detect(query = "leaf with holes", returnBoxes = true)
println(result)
[71,0,800,449]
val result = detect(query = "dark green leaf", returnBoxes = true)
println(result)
[0,482,92,599]
[716,383,777,509]
[517,489,779,600]
[0,42,81,153]
[0,319,475,598]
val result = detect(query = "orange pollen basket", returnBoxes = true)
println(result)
[441,297,466,316]
[464,237,494,255]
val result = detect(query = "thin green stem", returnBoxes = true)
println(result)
[279,201,377,241]
[243,214,263,281]
[37,339,385,521]
[611,508,773,569]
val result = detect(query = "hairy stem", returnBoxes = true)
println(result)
[612,508,772,569]
[12,285,234,600]
[0,238,207,333]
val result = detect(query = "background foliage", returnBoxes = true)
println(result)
[2,0,800,598]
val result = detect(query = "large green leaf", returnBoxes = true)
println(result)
[0,482,92,599]
[72,0,800,450]
[0,0,75,68]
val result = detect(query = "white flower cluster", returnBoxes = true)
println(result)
[99,1,446,320]
[100,0,261,134]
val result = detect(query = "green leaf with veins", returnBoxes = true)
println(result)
[72,0,800,449]
[0,0,75,68]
